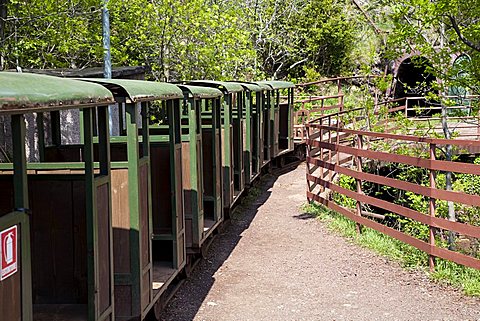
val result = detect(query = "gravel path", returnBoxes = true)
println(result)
[160,163,480,321]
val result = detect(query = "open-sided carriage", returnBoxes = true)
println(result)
[75,79,185,321]
[184,81,245,212]
[0,72,115,321]
[176,85,223,253]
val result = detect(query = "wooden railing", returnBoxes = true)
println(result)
[293,75,378,143]
[306,108,480,271]
[293,94,345,142]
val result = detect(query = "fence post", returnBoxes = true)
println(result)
[328,116,333,186]
[319,126,325,193]
[306,124,312,202]
[355,134,363,234]
[429,143,437,272]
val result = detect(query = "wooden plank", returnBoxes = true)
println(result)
[96,183,112,315]
[111,169,131,274]
[151,144,173,233]
[139,163,150,270]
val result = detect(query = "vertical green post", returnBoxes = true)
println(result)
[83,107,98,321]
[97,104,114,317]
[188,98,201,245]
[288,88,294,151]
[11,114,33,321]
[125,102,141,316]
[167,99,179,267]
[12,115,28,209]
[245,91,252,182]
[222,94,232,208]
[211,98,220,221]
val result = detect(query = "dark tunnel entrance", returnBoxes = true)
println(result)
[394,56,437,116]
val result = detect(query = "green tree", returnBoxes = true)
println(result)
[251,0,357,79]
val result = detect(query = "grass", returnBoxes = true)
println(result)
[302,202,480,297]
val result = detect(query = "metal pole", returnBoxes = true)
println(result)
[102,0,111,79]
[102,0,114,134]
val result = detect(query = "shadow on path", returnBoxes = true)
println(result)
[158,164,300,321]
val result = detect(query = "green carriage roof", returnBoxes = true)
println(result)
[229,81,263,92]
[78,78,184,102]
[186,80,244,93]
[0,72,114,114]
[256,80,295,90]
[177,85,223,99]
[250,82,272,90]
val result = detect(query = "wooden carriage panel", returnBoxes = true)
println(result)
[232,119,244,191]
[185,219,193,248]
[279,104,290,150]
[174,146,184,232]
[177,232,185,269]
[0,223,22,321]
[139,163,150,269]
[72,181,88,302]
[233,120,240,171]
[111,169,130,274]
[263,109,270,160]
[215,130,221,200]
[96,183,112,315]
[221,127,234,207]
[273,109,280,156]
[114,285,132,316]
[138,162,152,311]
[151,144,172,234]
[196,139,204,215]
[141,268,150,311]
[202,130,214,196]
[30,179,85,304]
[181,142,192,218]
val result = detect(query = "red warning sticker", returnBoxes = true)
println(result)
[1,225,18,281]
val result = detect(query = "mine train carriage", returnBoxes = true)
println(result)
[0,72,295,321]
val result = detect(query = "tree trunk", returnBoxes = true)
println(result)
[0,0,7,70]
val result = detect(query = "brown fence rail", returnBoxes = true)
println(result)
[306,110,480,271]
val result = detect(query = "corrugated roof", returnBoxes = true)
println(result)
[186,80,244,93]
[79,78,183,102]
[177,85,223,99]
[229,81,263,92]
[0,72,113,114]
[257,80,295,89]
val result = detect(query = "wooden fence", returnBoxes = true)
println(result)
[306,109,480,271]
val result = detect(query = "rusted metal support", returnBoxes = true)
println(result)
[355,134,363,234]
[327,116,333,186]
[429,143,436,272]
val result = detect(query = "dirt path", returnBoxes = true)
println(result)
[159,163,480,321]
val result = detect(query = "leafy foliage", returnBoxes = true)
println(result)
[1,0,257,80]
[253,0,358,78]
[383,0,480,94]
